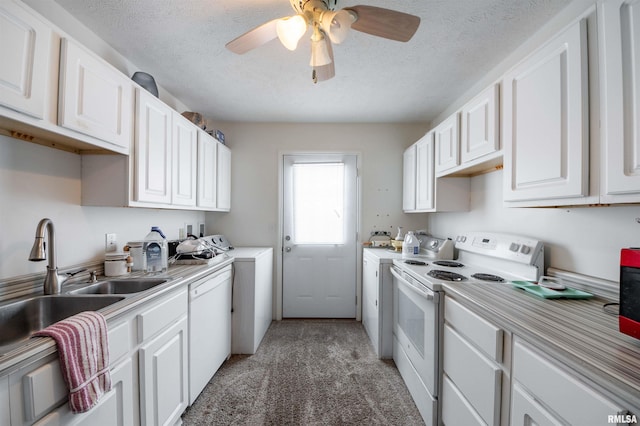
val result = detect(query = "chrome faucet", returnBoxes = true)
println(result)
[29,218,68,295]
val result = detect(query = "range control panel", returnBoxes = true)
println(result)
[455,232,544,266]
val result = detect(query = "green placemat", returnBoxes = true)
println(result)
[511,281,594,299]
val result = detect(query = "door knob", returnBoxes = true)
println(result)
[285,247,292,252]
[285,235,291,241]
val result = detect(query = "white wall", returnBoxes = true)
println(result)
[0,136,204,280]
[205,122,430,247]
[429,170,639,282]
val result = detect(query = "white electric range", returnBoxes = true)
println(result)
[390,231,544,425]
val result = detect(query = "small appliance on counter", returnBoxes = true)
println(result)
[172,235,234,265]
[620,248,640,339]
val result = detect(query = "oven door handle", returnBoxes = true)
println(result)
[390,266,435,300]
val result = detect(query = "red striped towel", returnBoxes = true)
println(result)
[33,311,111,413]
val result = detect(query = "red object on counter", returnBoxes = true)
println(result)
[620,248,640,340]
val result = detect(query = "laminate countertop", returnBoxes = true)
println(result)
[443,281,640,414]
[0,256,234,375]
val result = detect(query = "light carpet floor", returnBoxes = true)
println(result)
[181,319,424,425]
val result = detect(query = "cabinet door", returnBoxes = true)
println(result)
[0,0,52,119]
[172,113,197,206]
[443,324,501,426]
[512,339,625,425]
[600,0,640,202]
[0,375,9,426]
[503,20,589,203]
[134,88,172,204]
[140,316,188,426]
[415,133,435,211]
[402,145,416,211]
[434,113,460,174]
[216,142,231,211]
[461,84,500,164]
[59,38,133,150]
[510,382,562,426]
[34,357,136,426]
[362,255,379,354]
[197,130,218,208]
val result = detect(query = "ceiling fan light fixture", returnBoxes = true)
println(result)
[276,15,308,50]
[320,9,355,44]
[309,36,332,67]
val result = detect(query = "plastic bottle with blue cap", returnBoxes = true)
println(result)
[143,226,168,273]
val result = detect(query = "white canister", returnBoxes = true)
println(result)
[104,252,129,277]
[126,241,145,271]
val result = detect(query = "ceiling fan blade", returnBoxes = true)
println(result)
[344,6,420,42]
[313,36,335,82]
[226,18,281,54]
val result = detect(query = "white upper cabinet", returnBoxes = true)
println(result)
[416,132,435,211]
[216,142,232,211]
[403,143,417,212]
[599,0,640,203]
[404,132,470,213]
[197,129,218,209]
[172,113,198,207]
[502,19,589,204]
[58,38,133,150]
[460,84,500,165]
[434,113,460,175]
[134,88,172,204]
[0,0,52,119]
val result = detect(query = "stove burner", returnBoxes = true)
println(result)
[432,260,464,268]
[471,273,506,282]
[404,260,427,266]
[428,269,467,282]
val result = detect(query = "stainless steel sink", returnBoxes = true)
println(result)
[0,295,125,351]
[66,278,168,295]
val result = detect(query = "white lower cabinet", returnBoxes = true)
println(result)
[33,357,135,426]
[138,289,189,426]
[1,375,9,426]
[442,297,505,426]
[511,338,625,426]
[362,249,394,359]
[7,314,138,426]
[139,317,188,426]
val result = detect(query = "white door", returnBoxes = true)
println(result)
[282,154,358,318]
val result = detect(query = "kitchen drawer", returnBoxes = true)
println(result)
[108,318,134,363]
[445,296,503,362]
[22,360,67,422]
[138,289,188,342]
[512,339,624,425]
[443,324,501,426]
[441,375,485,426]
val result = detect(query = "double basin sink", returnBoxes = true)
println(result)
[0,278,169,354]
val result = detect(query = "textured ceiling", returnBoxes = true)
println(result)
[54,0,571,123]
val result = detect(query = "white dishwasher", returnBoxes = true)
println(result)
[188,264,233,404]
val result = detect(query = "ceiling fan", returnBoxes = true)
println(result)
[225,0,421,83]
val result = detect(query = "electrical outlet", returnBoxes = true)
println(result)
[198,223,205,237]
[105,233,117,252]
[186,224,193,236]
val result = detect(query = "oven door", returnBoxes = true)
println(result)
[390,265,440,397]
